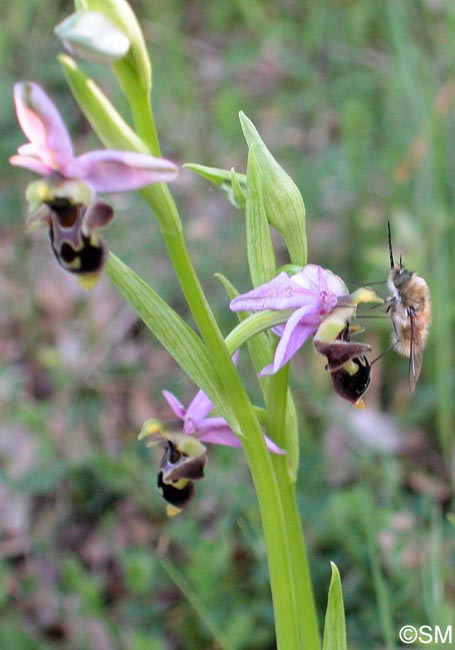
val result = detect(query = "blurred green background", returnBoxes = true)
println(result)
[1,1,454,648]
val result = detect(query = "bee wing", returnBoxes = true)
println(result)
[408,309,423,392]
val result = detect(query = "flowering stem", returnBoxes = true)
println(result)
[112,180,318,649]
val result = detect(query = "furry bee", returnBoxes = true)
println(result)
[386,222,431,391]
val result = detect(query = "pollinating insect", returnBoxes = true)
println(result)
[386,222,431,392]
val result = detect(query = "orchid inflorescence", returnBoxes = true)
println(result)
[10,81,383,512]
[10,4,393,646]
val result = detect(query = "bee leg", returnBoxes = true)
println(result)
[389,321,401,352]
[370,341,396,366]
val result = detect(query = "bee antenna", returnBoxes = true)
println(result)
[399,253,403,268]
[387,221,395,268]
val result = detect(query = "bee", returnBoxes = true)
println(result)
[386,222,431,391]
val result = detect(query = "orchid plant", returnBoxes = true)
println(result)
[10,1,386,648]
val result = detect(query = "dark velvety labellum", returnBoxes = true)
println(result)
[314,323,371,373]
[331,355,371,403]
[49,227,105,274]
[46,198,79,227]
[157,471,195,508]
[160,440,206,483]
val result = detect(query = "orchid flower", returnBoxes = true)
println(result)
[160,387,284,453]
[10,81,178,285]
[313,285,383,407]
[140,383,284,515]
[230,264,349,375]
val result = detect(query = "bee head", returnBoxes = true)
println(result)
[390,265,413,288]
[388,222,413,288]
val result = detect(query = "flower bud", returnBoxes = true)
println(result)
[55,11,130,64]
[81,0,152,91]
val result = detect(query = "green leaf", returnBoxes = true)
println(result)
[239,112,307,266]
[364,507,395,649]
[245,144,276,286]
[283,389,299,483]
[322,562,347,650]
[183,163,246,187]
[184,163,247,210]
[105,253,228,419]
[230,167,246,211]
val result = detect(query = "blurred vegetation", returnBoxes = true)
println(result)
[1,0,454,648]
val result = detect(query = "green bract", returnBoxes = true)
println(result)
[245,144,276,287]
[60,54,148,153]
[239,112,307,266]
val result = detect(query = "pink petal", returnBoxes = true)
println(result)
[293,264,347,298]
[67,150,178,192]
[230,272,318,312]
[262,306,319,375]
[162,390,186,420]
[9,154,51,176]
[14,82,73,171]
[185,389,214,430]
[184,353,238,431]
[17,143,43,157]
[263,435,286,454]
[198,418,285,454]
[197,419,242,448]
[291,264,322,290]
[322,269,348,296]
[82,199,114,235]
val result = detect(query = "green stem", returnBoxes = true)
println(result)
[266,364,289,451]
[266,367,321,650]
[129,86,161,156]
[115,60,161,156]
